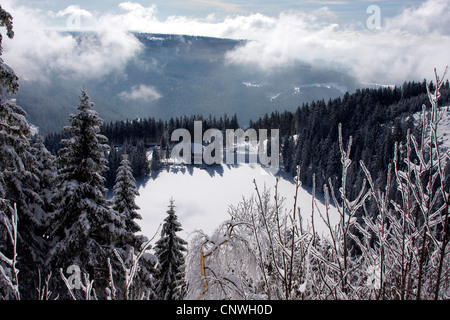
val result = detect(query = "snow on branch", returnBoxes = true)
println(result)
[0,203,20,300]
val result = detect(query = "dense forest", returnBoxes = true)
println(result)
[44,113,240,187]
[252,80,450,198]
[44,79,450,193]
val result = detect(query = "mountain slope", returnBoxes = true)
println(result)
[15,33,358,134]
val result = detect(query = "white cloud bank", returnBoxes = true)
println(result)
[223,1,450,84]
[1,0,449,84]
[2,1,143,81]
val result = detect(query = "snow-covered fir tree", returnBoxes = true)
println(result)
[154,199,188,300]
[0,5,49,299]
[112,153,158,299]
[112,154,144,249]
[48,90,124,299]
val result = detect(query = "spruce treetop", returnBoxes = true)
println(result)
[58,90,110,188]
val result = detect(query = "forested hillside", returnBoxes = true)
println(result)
[251,81,450,198]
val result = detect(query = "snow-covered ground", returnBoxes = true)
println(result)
[135,163,339,243]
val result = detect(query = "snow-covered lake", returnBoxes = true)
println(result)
[135,163,339,243]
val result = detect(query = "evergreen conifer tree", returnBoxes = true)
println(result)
[49,90,123,299]
[112,154,144,249]
[281,135,294,172]
[111,154,157,299]
[154,199,187,300]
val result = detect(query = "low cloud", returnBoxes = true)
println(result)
[2,1,143,81]
[118,84,162,102]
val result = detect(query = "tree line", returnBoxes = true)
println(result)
[44,112,240,187]
[44,113,240,154]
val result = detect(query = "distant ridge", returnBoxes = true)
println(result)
[15,32,357,135]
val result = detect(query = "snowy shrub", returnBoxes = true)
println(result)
[186,177,315,300]
[0,203,20,300]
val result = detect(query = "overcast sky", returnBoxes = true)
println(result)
[1,0,449,84]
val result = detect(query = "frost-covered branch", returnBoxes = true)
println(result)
[112,239,154,300]
[36,271,53,300]
[59,268,76,300]
[0,203,20,300]
[59,267,97,300]
[106,258,117,300]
